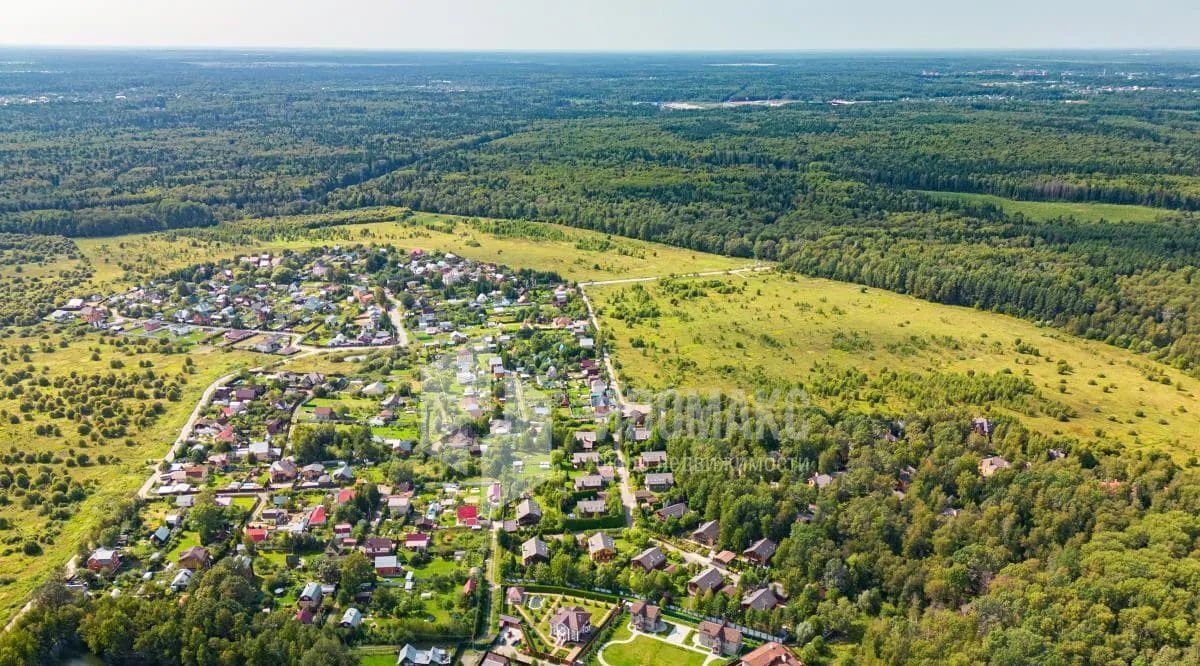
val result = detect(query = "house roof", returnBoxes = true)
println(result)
[632,546,667,569]
[516,498,542,520]
[588,532,615,554]
[689,567,724,592]
[300,581,322,599]
[550,606,592,631]
[698,620,742,644]
[739,642,802,666]
[630,600,661,620]
[743,537,777,561]
[521,537,548,560]
[743,586,779,611]
[693,519,719,540]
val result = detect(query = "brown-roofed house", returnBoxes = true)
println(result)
[697,620,743,656]
[521,537,549,566]
[743,538,777,566]
[688,567,724,596]
[178,546,211,571]
[629,601,664,633]
[549,606,593,644]
[739,641,803,666]
[692,519,719,546]
[631,546,667,572]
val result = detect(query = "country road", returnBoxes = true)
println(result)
[577,263,771,287]
[578,281,637,526]
[136,370,242,499]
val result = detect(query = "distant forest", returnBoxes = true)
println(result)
[4,50,1200,370]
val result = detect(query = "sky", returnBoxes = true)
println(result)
[3,0,1199,51]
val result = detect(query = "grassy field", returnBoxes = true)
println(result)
[917,190,1173,223]
[598,622,709,666]
[74,208,747,292]
[0,330,262,623]
[590,271,1200,459]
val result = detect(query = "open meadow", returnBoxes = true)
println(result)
[590,271,1200,459]
[74,208,747,292]
[916,190,1175,223]
[0,328,263,622]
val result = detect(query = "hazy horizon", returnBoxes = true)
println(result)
[5,0,1199,52]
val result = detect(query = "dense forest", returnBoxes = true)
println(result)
[6,50,1200,368]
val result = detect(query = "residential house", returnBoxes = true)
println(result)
[697,621,743,656]
[340,607,363,628]
[574,474,605,492]
[405,532,431,551]
[629,601,665,633]
[630,546,667,572]
[387,495,412,516]
[742,587,779,612]
[688,567,724,596]
[521,537,549,566]
[654,502,689,521]
[270,459,298,483]
[298,581,323,609]
[375,555,402,576]
[364,537,394,557]
[637,450,668,470]
[573,431,598,450]
[515,498,542,526]
[588,532,616,562]
[979,455,1011,477]
[87,548,121,573]
[644,472,674,492]
[457,504,479,527]
[506,586,525,606]
[738,642,803,666]
[743,538,777,566]
[571,451,601,468]
[170,568,193,592]
[178,546,211,571]
[713,550,737,568]
[313,406,335,422]
[549,606,593,644]
[575,499,607,518]
[692,520,719,547]
[396,644,452,666]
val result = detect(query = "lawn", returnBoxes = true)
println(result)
[599,622,709,666]
[917,190,1171,223]
[355,652,397,666]
[591,271,1200,459]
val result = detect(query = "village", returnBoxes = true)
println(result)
[39,244,899,666]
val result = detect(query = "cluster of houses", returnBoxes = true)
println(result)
[92,248,400,349]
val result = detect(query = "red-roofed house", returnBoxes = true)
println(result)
[457,504,479,527]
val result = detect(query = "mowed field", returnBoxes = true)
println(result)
[916,190,1175,223]
[589,271,1200,459]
